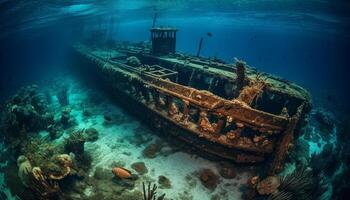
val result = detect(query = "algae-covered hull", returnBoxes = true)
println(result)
[72,40,311,174]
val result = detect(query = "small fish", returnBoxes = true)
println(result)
[112,167,132,179]
[207,32,213,37]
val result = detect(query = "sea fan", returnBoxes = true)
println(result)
[268,166,326,200]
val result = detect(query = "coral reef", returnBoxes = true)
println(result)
[41,154,73,180]
[0,85,53,148]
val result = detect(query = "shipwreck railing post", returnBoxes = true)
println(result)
[270,104,304,174]
[166,95,174,116]
[151,89,161,109]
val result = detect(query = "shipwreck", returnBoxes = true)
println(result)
[72,27,311,174]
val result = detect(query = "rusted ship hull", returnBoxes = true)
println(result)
[72,43,311,173]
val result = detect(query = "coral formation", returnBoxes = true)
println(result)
[83,127,99,142]
[312,109,335,131]
[126,56,142,67]
[266,166,327,200]
[0,85,53,148]
[60,106,76,128]
[28,167,61,200]
[256,176,280,195]
[64,130,86,157]
[17,155,32,187]
[41,154,73,180]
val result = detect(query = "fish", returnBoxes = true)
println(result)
[112,167,132,179]
[207,32,213,37]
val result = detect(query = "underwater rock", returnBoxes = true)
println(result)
[17,155,32,187]
[158,175,171,189]
[218,163,236,179]
[131,162,148,175]
[126,56,141,67]
[84,127,99,142]
[198,168,220,190]
[256,176,280,195]
[142,141,163,158]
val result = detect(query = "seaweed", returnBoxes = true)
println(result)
[142,182,166,200]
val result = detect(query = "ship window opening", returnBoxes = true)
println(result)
[173,98,184,114]
[222,121,238,133]
[177,69,192,85]
[240,127,259,138]
[188,105,200,123]
[254,91,287,115]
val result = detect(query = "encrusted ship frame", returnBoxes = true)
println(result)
[73,27,311,174]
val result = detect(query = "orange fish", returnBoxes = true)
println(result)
[112,167,132,179]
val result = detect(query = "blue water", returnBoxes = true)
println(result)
[0,1,349,199]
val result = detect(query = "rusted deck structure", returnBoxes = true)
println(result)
[73,27,311,174]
